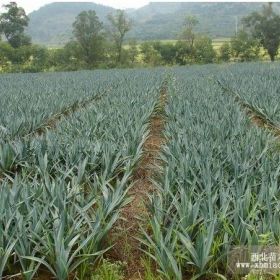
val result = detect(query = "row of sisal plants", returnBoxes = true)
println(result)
[0,70,119,139]
[142,67,280,279]
[218,62,280,124]
[0,69,165,279]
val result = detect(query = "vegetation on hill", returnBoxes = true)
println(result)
[0,2,280,73]
[27,2,115,46]
[27,2,280,46]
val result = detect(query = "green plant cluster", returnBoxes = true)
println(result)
[142,64,280,279]
[0,68,164,279]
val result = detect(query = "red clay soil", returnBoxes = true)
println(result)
[108,91,167,280]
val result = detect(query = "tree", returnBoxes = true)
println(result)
[175,15,200,65]
[107,10,132,65]
[193,37,216,64]
[181,15,199,48]
[72,10,106,67]
[219,42,231,62]
[28,45,49,72]
[140,42,162,66]
[48,42,85,71]
[0,2,31,48]
[175,37,216,65]
[175,40,194,65]
[127,39,139,65]
[0,42,13,71]
[153,42,177,65]
[230,30,260,62]
[0,42,49,72]
[243,3,280,61]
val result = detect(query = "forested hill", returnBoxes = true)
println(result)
[27,2,280,46]
[27,2,115,45]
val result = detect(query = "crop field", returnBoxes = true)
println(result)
[1,62,280,280]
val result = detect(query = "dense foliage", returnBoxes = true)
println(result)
[142,62,280,279]
[243,3,280,61]
[1,51,280,279]
[0,68,165,279]
[0,2,31,48]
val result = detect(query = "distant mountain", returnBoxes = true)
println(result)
[27,2,115,45]
[128,2,280,40]
[27,2,280,46]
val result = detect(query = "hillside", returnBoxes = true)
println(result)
[128,2,280,40]
[27,2,115,45]
[27,2,280,46]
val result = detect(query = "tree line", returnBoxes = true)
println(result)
[0,2,280,73]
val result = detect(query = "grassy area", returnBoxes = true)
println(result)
[124,38,231,51]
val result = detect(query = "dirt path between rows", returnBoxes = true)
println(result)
[108,84,168,280]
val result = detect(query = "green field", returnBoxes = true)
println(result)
[124,38,230,50]
[156,37,230,47]
[1,62,280,279]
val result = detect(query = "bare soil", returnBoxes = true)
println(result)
[108,90,167,280]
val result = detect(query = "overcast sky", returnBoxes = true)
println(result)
[1,0,152,13]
